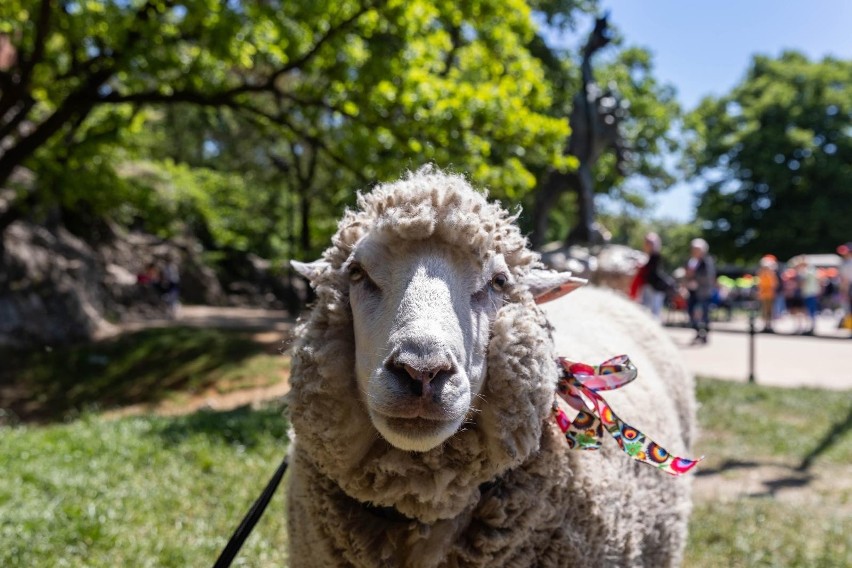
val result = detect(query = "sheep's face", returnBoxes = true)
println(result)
[347,234,511,452]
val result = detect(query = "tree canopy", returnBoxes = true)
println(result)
[1,0,681,264]
[1,0,587,255]
[684,51,852,262]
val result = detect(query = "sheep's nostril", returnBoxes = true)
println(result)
[386,358,453,398]
[403,364,437,384]
[385,362,424,397]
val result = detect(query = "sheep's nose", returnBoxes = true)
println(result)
[387,357,454,398]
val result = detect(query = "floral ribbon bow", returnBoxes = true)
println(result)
[553,355,701,476]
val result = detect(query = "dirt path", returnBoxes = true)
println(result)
[103,378,291,420]
[97,305,295,339]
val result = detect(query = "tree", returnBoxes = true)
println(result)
[0,0,574,245]
[684,51,852,261]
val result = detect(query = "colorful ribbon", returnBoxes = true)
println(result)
[553,355,701,476]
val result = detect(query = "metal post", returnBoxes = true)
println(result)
[748,307,756,383]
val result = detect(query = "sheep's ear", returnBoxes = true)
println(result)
[524,269,587,304]
[291,259,330,287]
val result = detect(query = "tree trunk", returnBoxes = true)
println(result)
[299,190,311,256]
[530,170,577,249]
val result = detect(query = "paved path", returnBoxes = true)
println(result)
[664,313,852,390]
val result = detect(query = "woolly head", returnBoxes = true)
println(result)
[290,167,583,520]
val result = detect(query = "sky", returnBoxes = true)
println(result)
[564,0,852,221]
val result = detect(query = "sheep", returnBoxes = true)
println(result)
[286,166,697,567]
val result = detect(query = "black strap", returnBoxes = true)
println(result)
[212,454,290,568]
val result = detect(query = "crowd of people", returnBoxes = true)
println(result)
[752,243,852,335]
[631,236,852,343]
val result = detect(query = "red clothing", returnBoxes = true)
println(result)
[629,264,649,299]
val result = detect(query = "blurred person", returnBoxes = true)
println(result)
[684,238,716,344]
[782,265,805,330]
[757,255,778,332]
[161,256,181,318]
[839,243,852,333]
[795,256,820,335]
[137,262,160,287]
[773,260,787,319]
[630,232,672,320]
[821,268,839,312]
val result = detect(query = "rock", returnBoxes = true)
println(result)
[0,222,114,346]
[0,215,308,347]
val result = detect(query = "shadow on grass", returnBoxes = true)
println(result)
[695,459,762,476]
[154,403,291,449]
[0,327,277,423]
[696,458,817,499]
[798,404,852,471]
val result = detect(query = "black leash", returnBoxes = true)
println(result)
[212,454,290,568]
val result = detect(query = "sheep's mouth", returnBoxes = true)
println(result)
[374,413,464,450]
[376,396,465,420]
[383,416,454,435]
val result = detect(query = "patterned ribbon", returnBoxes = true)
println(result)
[553,355,701,476]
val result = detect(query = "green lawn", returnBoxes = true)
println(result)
[1,364,850,566]
[685,378,852,568]
[0,405,291,567]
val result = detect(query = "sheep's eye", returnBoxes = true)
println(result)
[349,263,366,283]
[349,262,381,294]
[490,272,509,292]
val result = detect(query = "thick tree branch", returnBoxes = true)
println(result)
[0,0,172,191]
[0,66,110,188]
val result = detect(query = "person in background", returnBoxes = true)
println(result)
[796,255,820,336]
[630,232,672,321]
[684,238,716,344]
[137,262,160,287]
[161,256,181,318]
[838,243,852,335]
[757,255,778,333]
[773,259,787,320]
[782,265,804,330]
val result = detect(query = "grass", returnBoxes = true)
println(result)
[0,405,291,567]
[1,340,850,567]
[695,377,852,468]
[685,378,852,567]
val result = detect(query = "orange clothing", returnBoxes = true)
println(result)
[757,267,777,301]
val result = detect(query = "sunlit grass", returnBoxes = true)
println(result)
[0,405,290,567]
[695,377,852,467]
[688,499,849,568]
[685,378,852,568]
[1,377,849,566]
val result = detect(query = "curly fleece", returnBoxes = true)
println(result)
[286,167,695,567]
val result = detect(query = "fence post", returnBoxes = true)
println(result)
[748,305,757,383]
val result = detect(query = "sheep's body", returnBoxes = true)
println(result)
[287,168,695,567]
